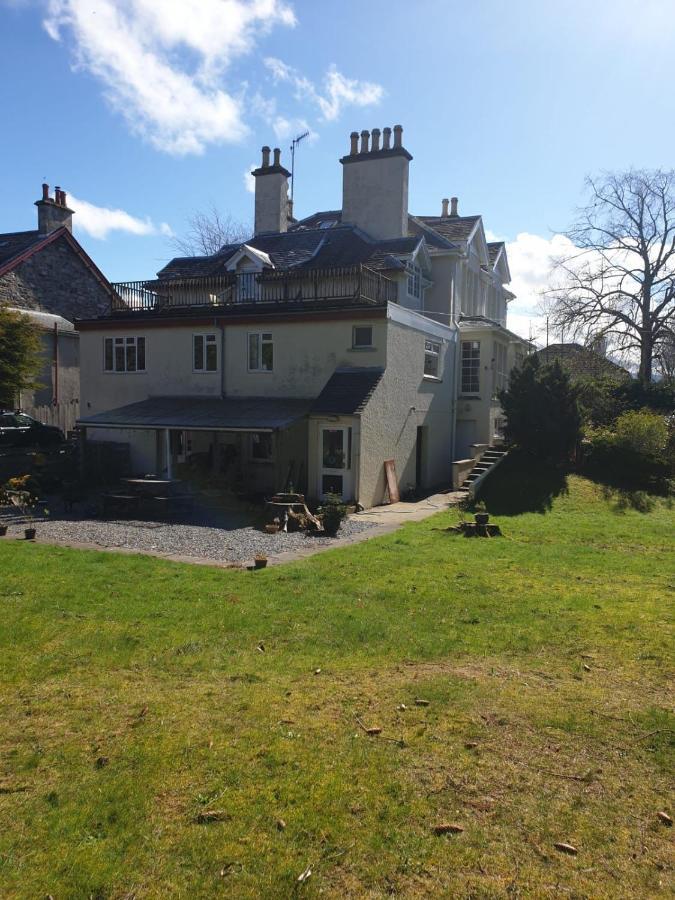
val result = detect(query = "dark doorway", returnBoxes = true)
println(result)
[415,426,424,490]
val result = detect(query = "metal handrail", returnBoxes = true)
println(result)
[110,265,397,313]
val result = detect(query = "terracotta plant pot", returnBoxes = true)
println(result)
[254,556,268,569]
[24,527,37,540]
[264,524,279,535]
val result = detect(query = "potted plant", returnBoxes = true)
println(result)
[319,493,347,537]
[4,476,46,539]
[0,523,7,537]
[254,554,268,569]
[473,500,490,526]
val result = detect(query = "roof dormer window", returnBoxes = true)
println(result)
[407,263,422,299]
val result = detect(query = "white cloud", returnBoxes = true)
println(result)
[271,115,315,142]
[243,167,256,194]
[43,0,296,155]
[68,193,172,240]
[264,57,384,122]
[502,232,576,341]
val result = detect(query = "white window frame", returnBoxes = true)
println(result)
[247,332,274,372]
[192,332,219,373]
[461,340,481,394]
[423,339,441,379]
[407,263,422,299]
[352,325,374,349]
[104,336,146,373]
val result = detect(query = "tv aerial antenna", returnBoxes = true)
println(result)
[290,130,310,204]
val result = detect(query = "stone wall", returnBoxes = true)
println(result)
[0,236,111,321]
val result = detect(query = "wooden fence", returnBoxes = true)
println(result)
[20,402,79,437]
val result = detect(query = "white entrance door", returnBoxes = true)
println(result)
[318,426,353,499]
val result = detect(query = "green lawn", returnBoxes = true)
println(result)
[0,468,673,898]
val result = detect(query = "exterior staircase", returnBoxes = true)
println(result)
[457,446,508,496]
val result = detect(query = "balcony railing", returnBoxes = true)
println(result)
[110,265,398,314]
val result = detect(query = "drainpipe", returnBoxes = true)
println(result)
[165,428,172,479]
[451,323,461,467]
[53,321,59,404]
[217,317,226,397]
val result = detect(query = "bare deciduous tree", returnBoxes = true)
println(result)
[546,170,675,385]
[170,204,251,257]
[654,333,675,381]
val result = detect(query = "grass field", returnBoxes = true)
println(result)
[0,463,673,898]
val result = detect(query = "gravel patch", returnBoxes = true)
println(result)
[0,511,376,564]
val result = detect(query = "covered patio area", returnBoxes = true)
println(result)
[78,396,311,498]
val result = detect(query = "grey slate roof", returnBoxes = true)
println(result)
[78,396,312,430]
[414,215,481,243]
[0,230,46,269]
[157,226,420,280]
[311,367,384,415]
[487,241,504,265]
[291,210,342,230]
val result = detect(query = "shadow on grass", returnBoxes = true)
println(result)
[475,451,569,516]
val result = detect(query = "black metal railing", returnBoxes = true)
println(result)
[110,265,398,314]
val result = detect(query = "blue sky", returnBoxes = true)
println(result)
[2,0,674,339]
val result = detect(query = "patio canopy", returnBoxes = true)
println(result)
[78,396,312,432]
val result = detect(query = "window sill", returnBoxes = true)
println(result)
[247,369,274,374]
[248,458,274,465]
[459,394,481,400]
[349,346,376,352]
[192,370,220,375]
[423,374,442,383]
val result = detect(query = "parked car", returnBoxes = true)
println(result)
[0,411,64,449]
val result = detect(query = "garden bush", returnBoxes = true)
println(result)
[585,409,672,491]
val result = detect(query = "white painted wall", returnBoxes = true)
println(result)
[357,310,456,507]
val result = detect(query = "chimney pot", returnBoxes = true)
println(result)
[450,196,458,216]
[350,131,359,154]
[441,198,449,217]
[61,190,68,208]
[382,127,391,150]
[393,125,403,148]
[55,186,61,206]
[273,147,281,166]
[261,145,271,167]
[42,183,50,202]
[360,130,370,153]
[371,127,381,151]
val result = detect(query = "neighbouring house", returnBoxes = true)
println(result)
[0,185,115,432]
[536,342,631,381]
[3,307,80,434]
[76,127,528,507]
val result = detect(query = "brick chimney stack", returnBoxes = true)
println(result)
[36,183,74,234]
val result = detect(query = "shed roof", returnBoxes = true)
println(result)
[78,396,312,431]
[4,306,75,332]
[311,367,384,415]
